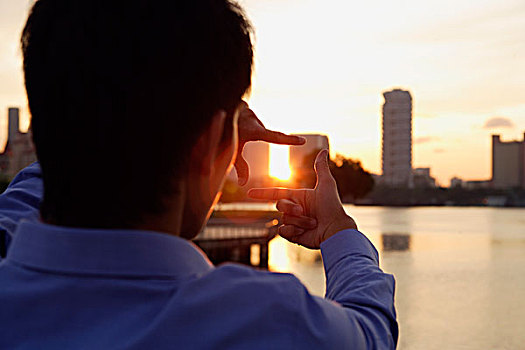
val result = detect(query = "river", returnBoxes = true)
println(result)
[217,204,525,349]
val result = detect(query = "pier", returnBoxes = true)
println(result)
[194,210,280,268]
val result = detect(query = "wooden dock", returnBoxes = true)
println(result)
[193,211,280,268]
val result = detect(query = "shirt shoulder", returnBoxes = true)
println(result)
[184,262,304,305]
[145,264,305,349]
[182,264,359,349]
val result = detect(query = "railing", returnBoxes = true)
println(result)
[194,216,279,269]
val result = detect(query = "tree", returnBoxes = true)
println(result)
[330,155,374,201]
[294,150,374,202]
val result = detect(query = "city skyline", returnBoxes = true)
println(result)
[1,0,524,185]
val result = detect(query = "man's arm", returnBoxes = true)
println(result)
[275,230,397,349]
[249,150,398,348]
[0,163,43,260]
[321,229,397,348]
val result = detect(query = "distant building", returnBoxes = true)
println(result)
[289,134,329,172]
[464,180,491,190]
[450,177,464,188]
[381,89,412,187]
[491,133,525,189]
[289,134,329,187]
[0,108,37,178]
[412,167,436,188]
[242,141,269,185]
[371,173,384,185]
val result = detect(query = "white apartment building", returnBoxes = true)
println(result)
[381,89,413,187]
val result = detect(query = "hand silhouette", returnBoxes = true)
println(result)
[234,101,305,186]
[248,150,357,249]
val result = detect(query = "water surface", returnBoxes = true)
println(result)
[265,206,525,350]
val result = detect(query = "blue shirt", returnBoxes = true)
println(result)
[0,164,398,349]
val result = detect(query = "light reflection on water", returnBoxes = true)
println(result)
[267,205,525,350]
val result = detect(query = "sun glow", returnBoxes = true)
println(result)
[269,145,292,181]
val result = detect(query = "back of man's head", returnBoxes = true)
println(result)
[22,0,253,228]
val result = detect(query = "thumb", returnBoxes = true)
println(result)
[314,149,334,184]
[234,153,249,186]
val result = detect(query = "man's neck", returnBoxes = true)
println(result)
[135,182,186,237]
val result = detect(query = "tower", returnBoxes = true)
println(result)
[242,141,270,185]
[381,89,412,187]
[289,134,329,187]
[289,134,329,172]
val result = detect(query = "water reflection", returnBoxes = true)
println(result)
[382,233,411,251]
[265,206,525,349]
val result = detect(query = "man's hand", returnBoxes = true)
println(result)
[248,150,357,249]
[234,101,305,186]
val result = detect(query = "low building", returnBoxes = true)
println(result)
[412,167,436,188]
[450,177,463,188]
[464,180,491,190]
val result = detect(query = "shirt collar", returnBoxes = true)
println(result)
[6,220,213,279]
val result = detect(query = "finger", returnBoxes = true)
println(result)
[234,154,249,186]
[276,199,303,216]
[259,130,306,146]
[278,225,305,239]
[282,214,317,229]
[247,187,301,201]
[314,149,335,184]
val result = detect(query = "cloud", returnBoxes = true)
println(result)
[414,136,440,144]
[483,117,515,129]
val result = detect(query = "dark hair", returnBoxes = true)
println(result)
[22,0,253,228]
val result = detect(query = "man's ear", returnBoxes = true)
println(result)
[190,110,227,176]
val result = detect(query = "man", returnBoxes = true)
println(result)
[0,0,398,348]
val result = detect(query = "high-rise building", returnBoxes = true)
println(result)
[289,134,329,172]
[491,133,525,189]
[242,141,269,185]
[289,134,329,187]
[381,89,412,187]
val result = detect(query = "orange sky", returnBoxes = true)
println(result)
[1,0,524,185]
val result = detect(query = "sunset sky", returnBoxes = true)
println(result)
[1,0,524,185]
